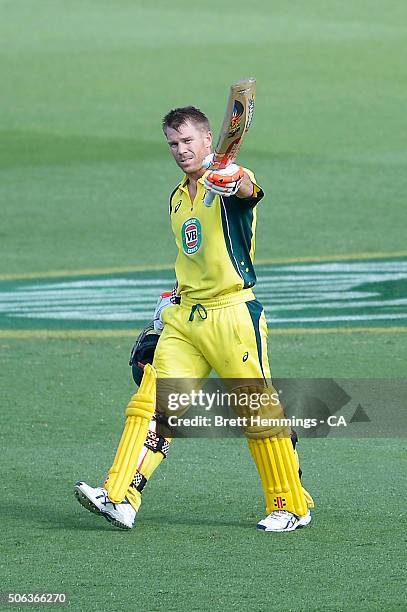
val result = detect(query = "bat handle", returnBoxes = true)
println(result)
[204,191,216,207]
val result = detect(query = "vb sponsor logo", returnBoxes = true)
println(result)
[182,217,202,255]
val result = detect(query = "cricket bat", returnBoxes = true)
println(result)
[204,78,256,207]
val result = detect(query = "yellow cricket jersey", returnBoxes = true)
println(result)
[168,168,264,300]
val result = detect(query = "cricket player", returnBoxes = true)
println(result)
[75,106,314,532]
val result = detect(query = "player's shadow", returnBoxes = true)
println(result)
[139,514,254,530]
[6,499,119,532]
[6,500,254,532]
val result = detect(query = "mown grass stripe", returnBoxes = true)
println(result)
[0,251,406,281]
[1,326,407,339]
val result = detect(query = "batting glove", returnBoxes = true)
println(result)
[204,163,244,197]
[153,291,174,334]
[202,154,214,170]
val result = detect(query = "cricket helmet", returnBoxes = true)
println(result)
[129,322,160,386]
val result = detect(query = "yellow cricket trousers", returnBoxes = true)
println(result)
[153,288,271,381]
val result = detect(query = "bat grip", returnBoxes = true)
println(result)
[204,191,216,207]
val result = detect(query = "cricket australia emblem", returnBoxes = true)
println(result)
[181,217,202,254]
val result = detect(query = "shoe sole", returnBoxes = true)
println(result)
[74,482,132,530]
[74,483,103,516]
[257,513,312,532]
[101,511,132,530]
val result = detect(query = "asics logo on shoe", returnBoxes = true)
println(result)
[96,492,117,510]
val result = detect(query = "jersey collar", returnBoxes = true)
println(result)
[179,174,206,193]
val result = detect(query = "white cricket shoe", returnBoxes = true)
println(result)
[74,481,136,530]
[257,510,311,532]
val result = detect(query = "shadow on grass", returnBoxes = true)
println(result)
[5,499,118,532]
[5,497,254,532]
[139,514,253,530]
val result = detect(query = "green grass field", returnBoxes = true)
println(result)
[1,1,406,610]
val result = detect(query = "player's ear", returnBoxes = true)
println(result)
[204,130,212,149]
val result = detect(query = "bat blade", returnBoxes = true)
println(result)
[204,78,256,206]
[212,78,256,168]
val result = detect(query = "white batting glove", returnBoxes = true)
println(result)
[202,154,214,170]
[153,291,174,334]
[204,163,244,197]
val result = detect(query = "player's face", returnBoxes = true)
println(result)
[165,121,212,174]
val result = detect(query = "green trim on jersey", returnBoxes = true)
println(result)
[246,299,266,380]
[220,191,263,289]
[169,183,181,214]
